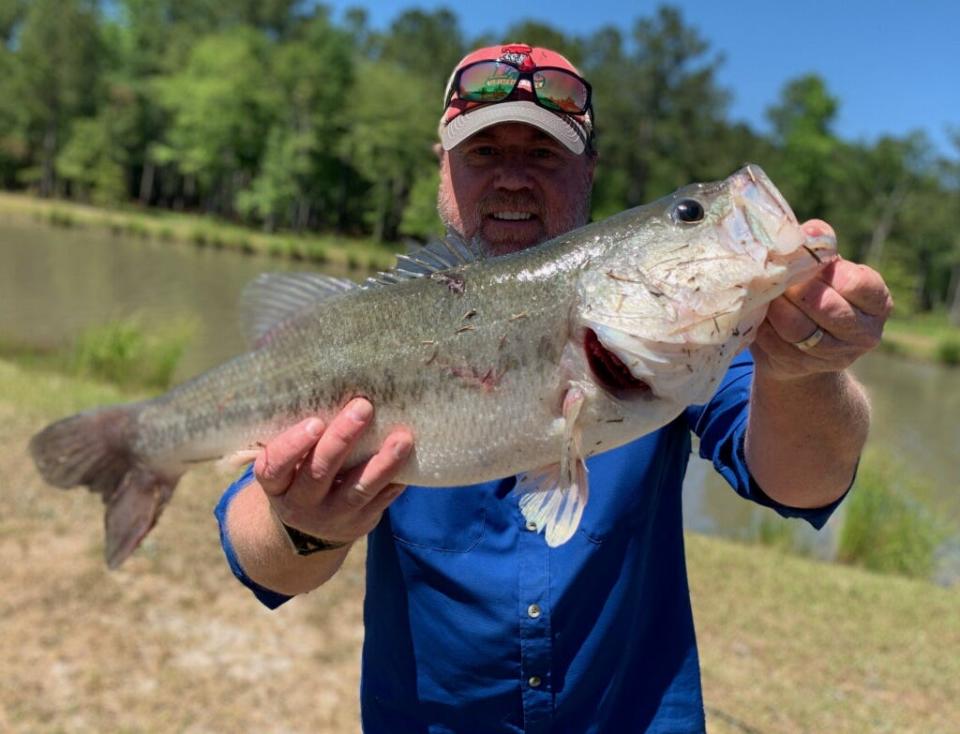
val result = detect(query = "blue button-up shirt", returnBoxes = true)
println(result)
[215,353,843,733]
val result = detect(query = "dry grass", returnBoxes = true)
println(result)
[0,361,367,733]
[2,359,957,733]
[690,534,959,734]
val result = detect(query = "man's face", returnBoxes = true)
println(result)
[437,122,596,256]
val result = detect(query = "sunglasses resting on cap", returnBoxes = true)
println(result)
[439,44,595,155]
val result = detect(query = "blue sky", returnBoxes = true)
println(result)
[326,0,959,156]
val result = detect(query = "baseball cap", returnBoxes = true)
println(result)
[439,43,594,155]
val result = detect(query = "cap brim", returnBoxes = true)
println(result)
[440,100,587,155]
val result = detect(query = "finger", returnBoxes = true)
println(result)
[284,398,374,505]
[783,278,878,345]
[254,417,324,496]
[800,218,835,240]
[764,295,820,345]
[330,429,413,511]
[752,320,860,378]
[359,483,407,520]
[817,260,893,317]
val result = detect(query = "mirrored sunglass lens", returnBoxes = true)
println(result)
[459,62,519,102]
[533,70,588,113]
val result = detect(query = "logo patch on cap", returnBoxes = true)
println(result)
[499,51,529,66]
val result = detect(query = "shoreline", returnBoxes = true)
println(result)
[0,191,401,271]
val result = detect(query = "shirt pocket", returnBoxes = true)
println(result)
[388,483,488,552]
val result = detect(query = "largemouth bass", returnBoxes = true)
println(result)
[30,164,836,567]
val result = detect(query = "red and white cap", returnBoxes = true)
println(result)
[439,43,594,155]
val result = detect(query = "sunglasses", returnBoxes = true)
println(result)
[446,59,592,116]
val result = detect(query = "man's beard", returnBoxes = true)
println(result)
[437,183,592,258]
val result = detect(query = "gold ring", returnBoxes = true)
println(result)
[792,327,825,352]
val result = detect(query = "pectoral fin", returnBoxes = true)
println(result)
[513,388,589,547]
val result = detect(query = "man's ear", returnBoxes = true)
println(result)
[432,142,443,162]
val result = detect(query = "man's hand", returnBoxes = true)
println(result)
[255,398,414,546]
[751,220,894,380]
[744,219,890,509]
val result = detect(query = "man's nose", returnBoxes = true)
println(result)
[493,157,535,191]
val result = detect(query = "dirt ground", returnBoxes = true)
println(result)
[2,364,957,733]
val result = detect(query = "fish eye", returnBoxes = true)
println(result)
[673,199,705,224]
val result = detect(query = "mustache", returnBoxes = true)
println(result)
[478,193,542,217]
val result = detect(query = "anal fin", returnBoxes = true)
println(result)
[513,387,589,546]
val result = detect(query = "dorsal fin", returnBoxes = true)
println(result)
[364,231,484,288]
[240,272,358,348]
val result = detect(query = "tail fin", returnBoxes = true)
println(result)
[29,405,181,569]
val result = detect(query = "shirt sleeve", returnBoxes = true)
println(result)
[214,464,293,609]
[683,351,849,530]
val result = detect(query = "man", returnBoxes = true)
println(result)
[216,44,891,732]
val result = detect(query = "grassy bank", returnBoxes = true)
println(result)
[2,360,957,733]
[0,191,400,271]
[881,311,960,365]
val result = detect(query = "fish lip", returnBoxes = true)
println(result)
[743,164,797,226]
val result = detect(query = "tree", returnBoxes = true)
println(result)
[238,11,355,231]
[765,74,841,222]
[378,8,465,94]
[13,0,102,195]
[339,61,436,242]
[152,27,276,213]
[579,8,730,217]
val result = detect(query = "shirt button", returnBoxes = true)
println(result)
[528,676,542,688]
[527,603,541,619]
[526,520,538,532]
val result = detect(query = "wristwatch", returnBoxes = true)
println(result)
[271,507,350,556]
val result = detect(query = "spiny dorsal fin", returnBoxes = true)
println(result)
[240,272,358,348]
[364,230,484,288]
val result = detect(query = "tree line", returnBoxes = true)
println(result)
[0,1,958,319]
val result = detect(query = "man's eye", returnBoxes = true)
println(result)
[531,148,555,159]
[472,146,496,156]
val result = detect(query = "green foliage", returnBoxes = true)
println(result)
[56,117,128,205]
[935,334,960,365]
[838,457,947,578]
[71,317,191,390]
[400,168,443,240]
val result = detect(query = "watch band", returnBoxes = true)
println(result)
[270,506,350,555]
[281,523,350,555]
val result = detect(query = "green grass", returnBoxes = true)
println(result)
[0,191,399,271]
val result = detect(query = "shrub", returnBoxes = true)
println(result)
[48,209,75,228]
[346,252,364,270]
[306,243,328,264]
[837,458,946,578]
[935,335,960,366]
[71,317,191,390]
